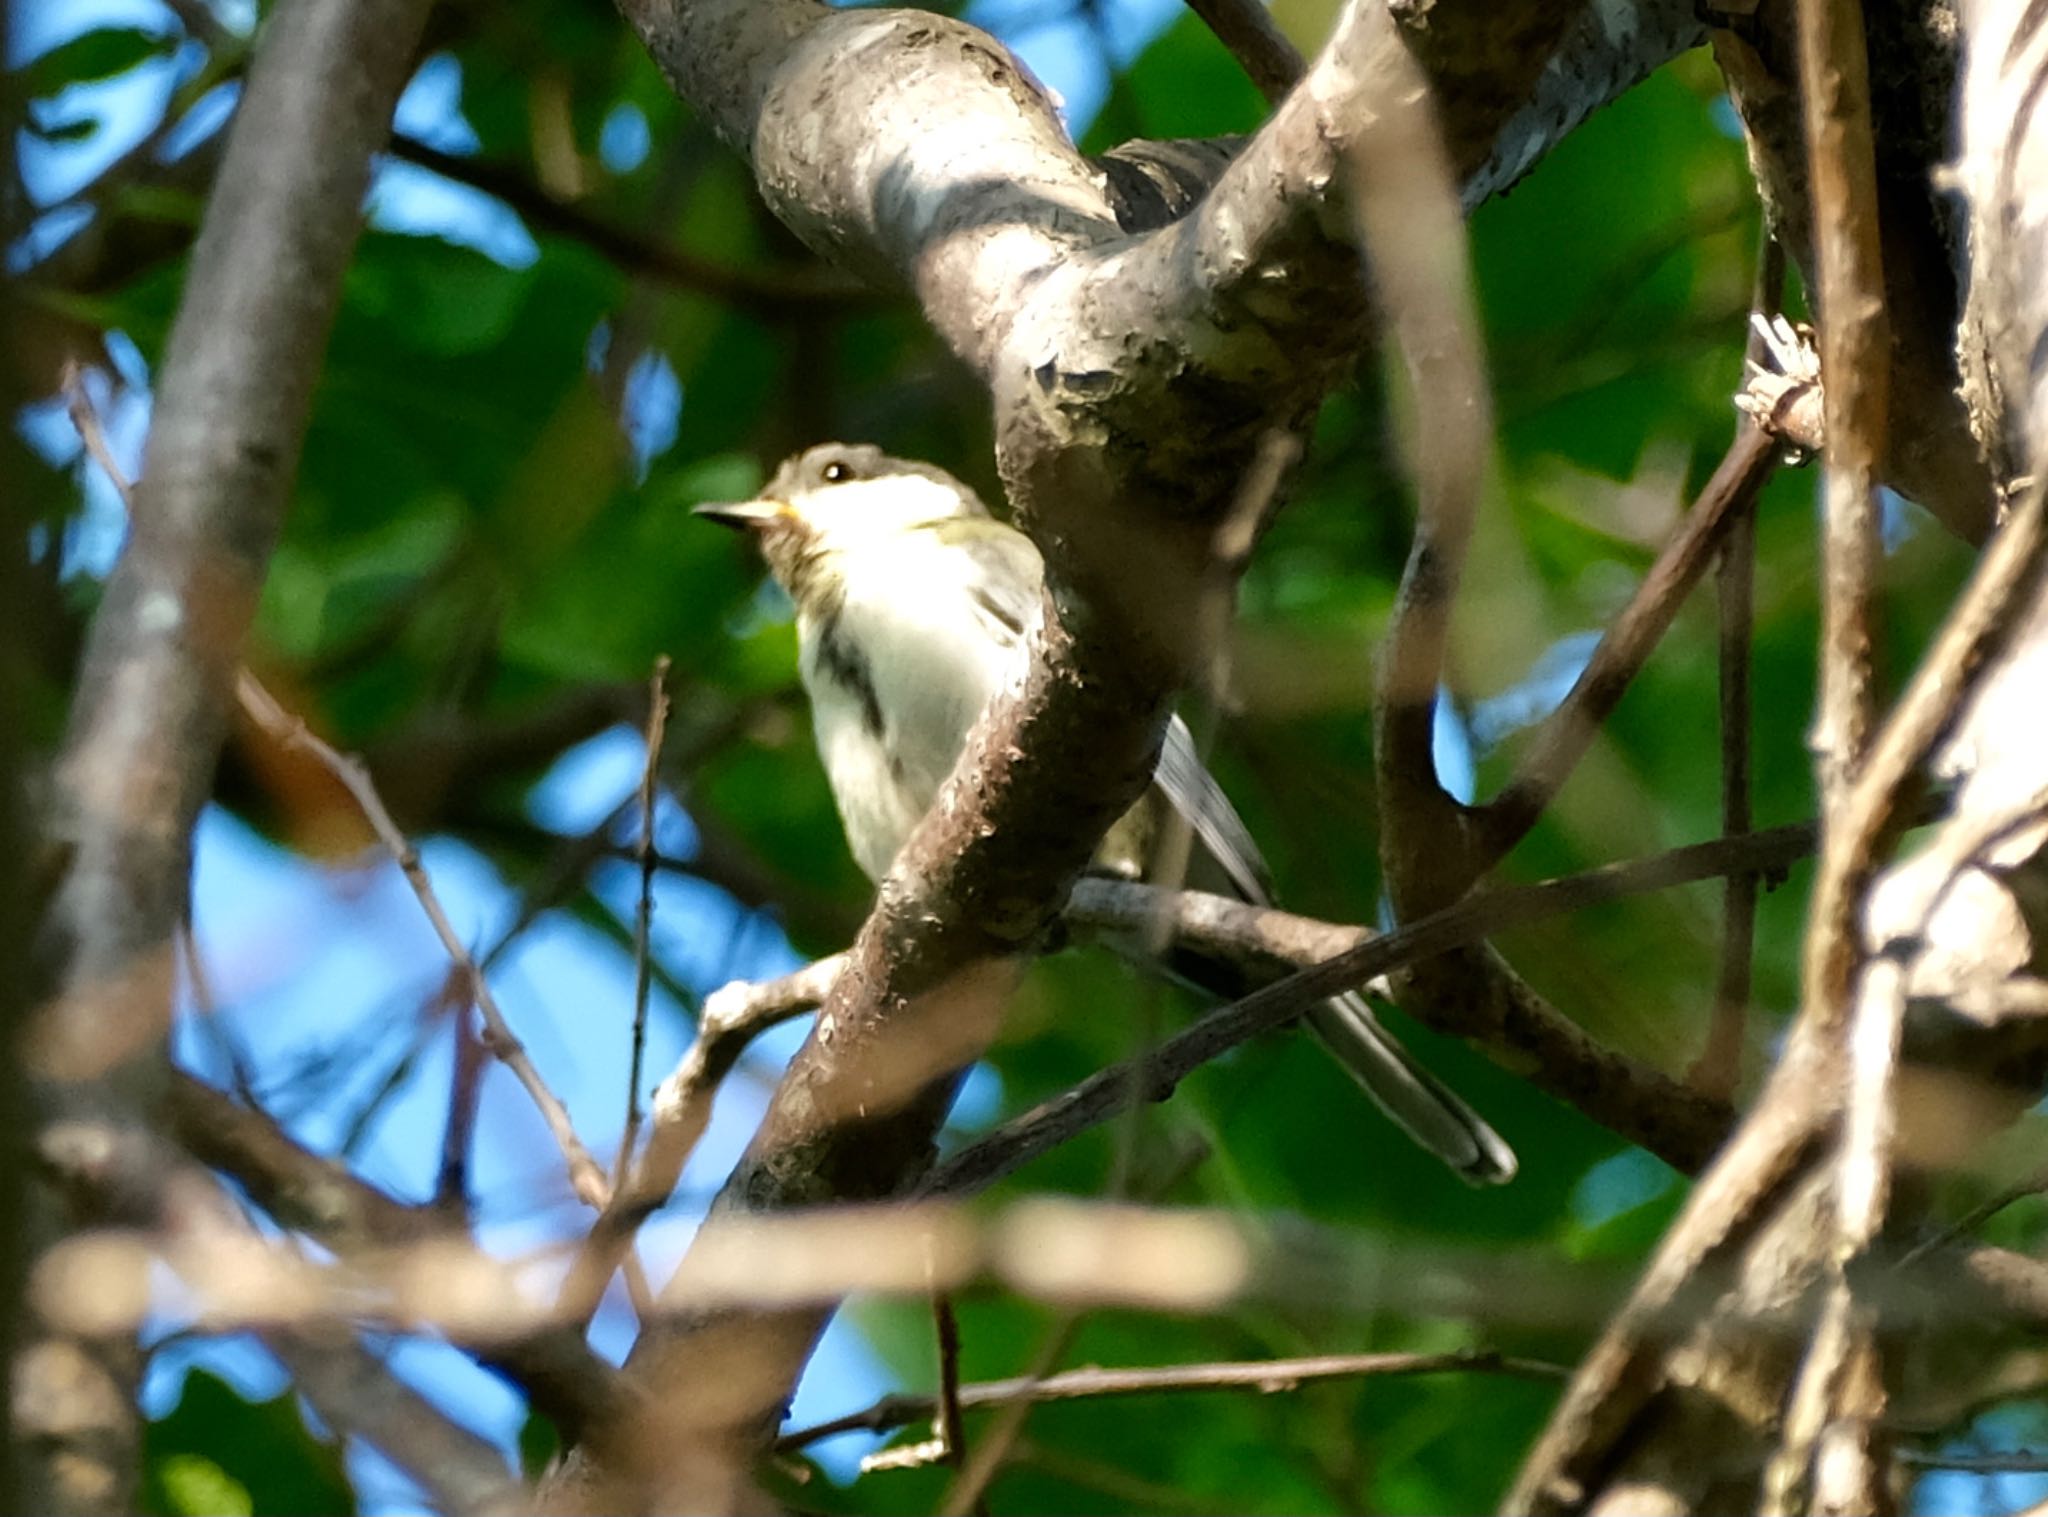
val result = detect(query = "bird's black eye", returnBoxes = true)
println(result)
[821,460,855,484]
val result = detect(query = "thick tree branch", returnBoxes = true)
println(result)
[1709,3,1992,541]
[19,0,433,1508]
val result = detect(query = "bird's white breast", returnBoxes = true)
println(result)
[798,533,1025,881]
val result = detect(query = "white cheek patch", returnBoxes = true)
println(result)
[804,474,972,542]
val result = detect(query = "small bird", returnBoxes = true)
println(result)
[697,442,1515,1184]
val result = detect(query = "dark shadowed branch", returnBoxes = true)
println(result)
[1182,0,1304,103]
[1475,424,1782,867]
[930,824,1841,1197]
[779,1348,1569,1451]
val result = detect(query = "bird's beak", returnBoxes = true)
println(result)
[693,497,790,531]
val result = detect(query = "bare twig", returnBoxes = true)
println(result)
[782,1348,1569,1451]
[1697,487,1759,1103]
[435,997,487,1215]
[930,823,1851,1198]
[162,1074,624,1440]
[1181,0,1305,103]
[620,656,673,1186]
[556,954,847,1323]
[384,134,867,314]
[937,1316,1077,1513]
[234,675,610,1208]
[932,1293,972,1486]
[935,1133,1219,1512]
[1476,423,1782,866]
[1695,238,1786,1101]
[69,377,602,1220]
[1897,1448,2048,1475]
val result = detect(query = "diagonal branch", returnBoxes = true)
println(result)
[163,1074,625,1443]
[1475,424,1782,867]
[928,825,1836,1197]
[1182,0,1304,104]
[233,676,610,1209]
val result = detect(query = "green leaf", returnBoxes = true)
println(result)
[24,27,175,95]
[26,107,99,142]
[140,1369,356,1517]
[517,1411,560,1481]
[155,1455,254,1517]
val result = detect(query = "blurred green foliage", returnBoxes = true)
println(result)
[14,2,2000,1512]
[138,1371,354,1516]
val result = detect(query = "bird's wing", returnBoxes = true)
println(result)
[1154,716,1275,904]
[935,517,1041,649]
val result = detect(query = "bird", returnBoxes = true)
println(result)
[696,441,1515,1185]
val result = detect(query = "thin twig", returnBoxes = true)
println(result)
[1897,1447,2048,1475]
[620,655,673,1186]
[64,363,608,1207]
[435,996,487,1215]
[1181,0,1305,104]
[178,917,261,1105]
[926,820,1850,1198]
[235,674,611,1208]
[1694,237,1785,1101]
[780,1348,1569,1451]
[933,1135,1213,1513]
[386,134,866,315]
[555,954,847,1323]
[1476,423,1782,866]
[1900,1166,2048,1271]
[933,1293,972,1484]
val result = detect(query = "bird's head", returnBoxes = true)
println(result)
[694,442,991,602]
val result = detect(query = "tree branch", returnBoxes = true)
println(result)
[1182,0,1304,104]
[930,826,1837,1197]
[385,133,869,315]
[593,0,1712,1504]
[162,1075,625,1444]
[1475,424,1782,866]
[777,1348,1568,1451]
[20,0,433,1507]
[235,675,611,1210]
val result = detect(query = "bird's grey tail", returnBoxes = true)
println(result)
[1305,992,1516,1185]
